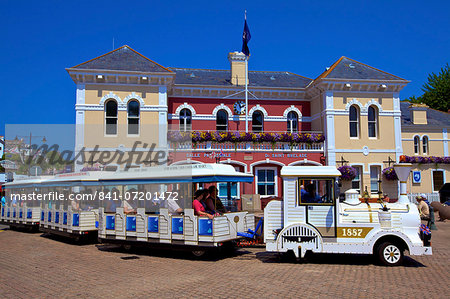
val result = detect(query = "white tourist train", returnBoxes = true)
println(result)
[0,163,433,265]
[264,166,432,266]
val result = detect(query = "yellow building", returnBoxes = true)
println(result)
[400,103,449,200]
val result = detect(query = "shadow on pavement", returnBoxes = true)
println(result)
[39,232,98,246]
[255,251,426,267]
[95,243,251,262]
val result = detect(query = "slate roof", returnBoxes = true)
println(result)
[169,68,312,88]
[315,56,407,81]
[400,101,450,128]
[71,45,172,73]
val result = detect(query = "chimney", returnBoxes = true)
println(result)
[228,52,248,85]
[409,103,428,125]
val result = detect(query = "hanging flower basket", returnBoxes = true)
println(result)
[382,167,398,181]
[337,165,357,181]
[399,155,450,164]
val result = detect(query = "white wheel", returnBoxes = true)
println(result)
[377,242,403,266]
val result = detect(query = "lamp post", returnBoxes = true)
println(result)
[393,163,412,204]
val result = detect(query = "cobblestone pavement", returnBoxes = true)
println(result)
[0,221,449,299]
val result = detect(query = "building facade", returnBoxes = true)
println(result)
[67,45,449,201]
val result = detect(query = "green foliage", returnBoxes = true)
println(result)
[408,64,450,112]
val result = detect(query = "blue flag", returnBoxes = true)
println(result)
[242,19,251,56]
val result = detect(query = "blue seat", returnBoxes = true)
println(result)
[237,217,263,239]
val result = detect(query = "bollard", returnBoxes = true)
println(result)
[428,205,437,230]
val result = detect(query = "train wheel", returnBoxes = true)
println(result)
[377,242,403,266]
[191,250,206,258]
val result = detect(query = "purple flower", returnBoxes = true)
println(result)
[382,167,398,181]
[338,165,357,181]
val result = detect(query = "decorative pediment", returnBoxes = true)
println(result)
[99,92,123,106]
[124,92,145,106]
[212,103,233,118]
[249,104,268,117]
[283,105,303,118]
[175,102,196,116]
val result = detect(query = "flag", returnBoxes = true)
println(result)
[242,19,251,56]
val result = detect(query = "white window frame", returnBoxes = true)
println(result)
[367,105,378,139]
[179,108,192,132]
[287,111,299,133]
[369,164,382,195]
[349,105,360,139]
[422,135,429,155]
[127,100,140,136]
[104,99,118,137]
[216,109,228,131]
[218,166,240,199]
[350,164,363,193]
[413,135,420,155]
[252,111,264,132]
[431,169,445,193]
[254,166,278,198]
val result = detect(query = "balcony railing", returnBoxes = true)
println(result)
[168,130,324,152]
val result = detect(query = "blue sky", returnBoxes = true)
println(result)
[1,0,449,136]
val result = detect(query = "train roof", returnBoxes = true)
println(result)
[100,163,254,184]
[6,164,254,187]
[281,166,341,177]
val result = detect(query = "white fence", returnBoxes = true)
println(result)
[407,193,440,204]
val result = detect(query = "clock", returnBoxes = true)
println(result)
[233,101,246,115]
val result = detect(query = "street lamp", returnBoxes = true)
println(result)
[393,163,412,204]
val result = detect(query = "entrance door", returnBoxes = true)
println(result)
[299,179,336,237]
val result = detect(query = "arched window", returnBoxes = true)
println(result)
[422,136,429,155]
[414,136,420,154]
[287,111,298,133]
[127,100,140,135]
[349,105,359,138]
[105,100,118,135]
[216,109,228,131]
[252,111,264,132]
[179,108,192,132]
[368,106,378,138]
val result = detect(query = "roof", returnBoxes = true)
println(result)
[169,68,312,88]
[70,45,172,73]
[315,56,407,81]
[400,101,450,128]
[281,166,341,177]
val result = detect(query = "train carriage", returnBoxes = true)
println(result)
[97,164,255,255]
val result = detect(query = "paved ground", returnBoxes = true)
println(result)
[0,221,449,299]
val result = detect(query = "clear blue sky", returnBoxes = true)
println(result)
[1,0,449,136]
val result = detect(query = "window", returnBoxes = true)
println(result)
[127,100,140,135]
[349,105,359,138]
[370,166,380,194]
[298,179,334,204]
[414,136,420,154]
[351,166,362,193]
[432,170,444,192]
[256,169,275,196]
[287,111,298,133]
[216,110,228,131]
[368,106,378,138]
[422,136,429,155]
[252,111,264,132]
[105,100,118,135]
[179,108,192,132]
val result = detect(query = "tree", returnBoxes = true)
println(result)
[407,63,450,112]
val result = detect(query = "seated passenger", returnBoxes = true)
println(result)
[206,185,227,214]
[164,189,183,215]
[122,188,137,214]
[193,189,215,219]
[303,184,321,203]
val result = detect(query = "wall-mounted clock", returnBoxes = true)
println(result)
[233,101,246,115]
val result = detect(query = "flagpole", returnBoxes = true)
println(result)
[245,56,248,133]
